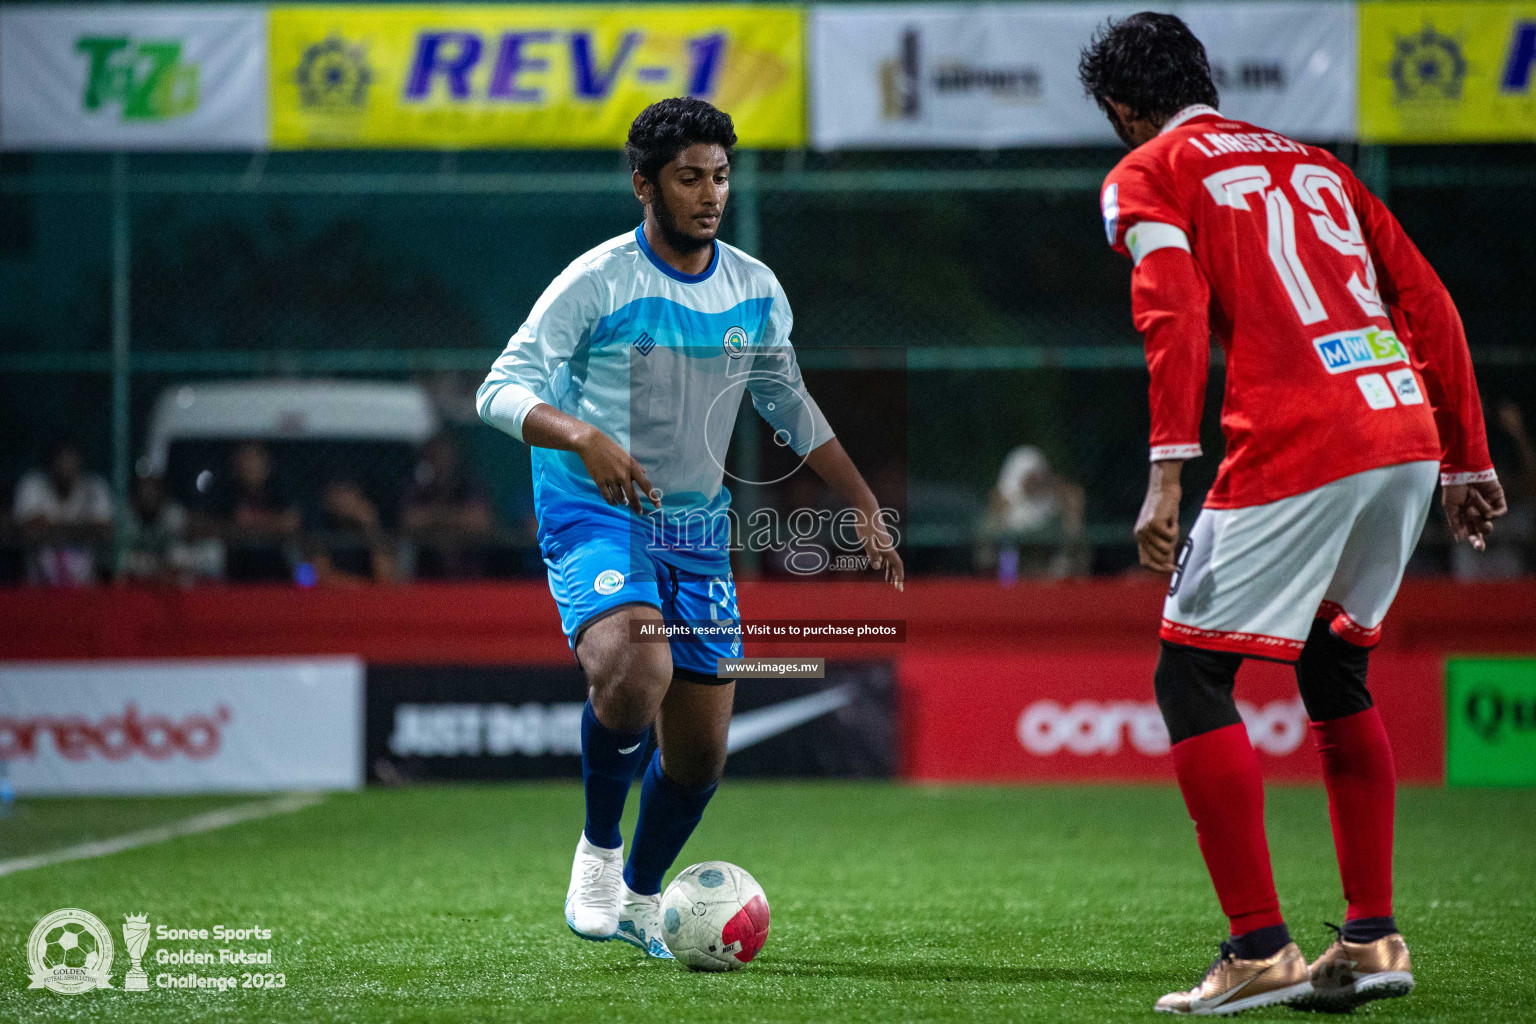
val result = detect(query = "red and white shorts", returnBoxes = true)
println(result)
[1161,460,1438,661]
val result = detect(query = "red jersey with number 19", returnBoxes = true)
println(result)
[1102,106,1493,509]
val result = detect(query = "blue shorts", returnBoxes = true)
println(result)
[544,527,742,683]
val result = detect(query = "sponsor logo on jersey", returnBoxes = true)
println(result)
[1387,367,1424,405]
[722,326,747,358]
[593,569,626,595]
[633,330,657,356]
[1357,373,1398,410]
[1312,327,1409,374]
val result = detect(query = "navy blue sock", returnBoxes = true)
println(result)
[580,702,648,850]
[1341,916,1397,943]
[1228,922,1291,960]
[623,751,717,896]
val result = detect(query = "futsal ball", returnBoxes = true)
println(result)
[660,861,770,971]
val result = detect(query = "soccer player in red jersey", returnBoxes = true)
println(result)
[1080,13,1505,1015]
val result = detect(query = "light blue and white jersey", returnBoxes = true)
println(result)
[477,226,832,574]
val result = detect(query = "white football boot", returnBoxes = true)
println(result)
[616,882,675,959]
[564,835,623,941]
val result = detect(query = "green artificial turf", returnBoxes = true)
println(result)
[0,797,252,861]
[1,784,1532,1023]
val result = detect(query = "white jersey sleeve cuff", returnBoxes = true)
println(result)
[1440,468,1498,486]
[1126,221,1191,267]
[1150,443,1202,462]
[477,381,547,443]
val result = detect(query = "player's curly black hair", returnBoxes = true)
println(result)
[1078,13,1219,126]
[626,97,737,182]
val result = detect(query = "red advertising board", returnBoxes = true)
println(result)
[2,578,1524,785]
[899,650,1444,783]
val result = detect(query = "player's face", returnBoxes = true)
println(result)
[648,143,730,251]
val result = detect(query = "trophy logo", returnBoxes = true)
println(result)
[121,914,150,991]
[26,908,115,994]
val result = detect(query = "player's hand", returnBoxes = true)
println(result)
[855,509,904,592]
[575,427,660,514]
[1135,464,1183,573]
[1443,479,1507,552]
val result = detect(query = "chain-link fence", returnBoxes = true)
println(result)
[3,144,1535,584]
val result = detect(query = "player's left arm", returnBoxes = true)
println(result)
[1344,166,1505,547]
[1104,161,1212,573]
[750,280,903,590]
[803,439,903,591]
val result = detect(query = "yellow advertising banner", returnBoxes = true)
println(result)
[270,5,804,149]
[1360,2,1536,141]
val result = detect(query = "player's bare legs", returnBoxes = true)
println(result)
[652,676,734,790]
[580,604,673,733]
[565,604,671,943]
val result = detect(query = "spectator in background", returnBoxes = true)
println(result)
[13,441,113,586]
[976,445,1089,581]
[307,479,395,585]
[1453,401,1536,580]
[119,473,221,584]
[399,433,492,578]
[202,441,300,583]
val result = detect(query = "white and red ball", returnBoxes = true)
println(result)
[660,861,770,971]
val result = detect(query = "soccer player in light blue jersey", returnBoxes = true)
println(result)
[478,98,903,958]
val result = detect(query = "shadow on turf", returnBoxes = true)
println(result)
[758,957,1164,984]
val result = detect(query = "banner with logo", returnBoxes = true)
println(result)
[899,650,1444,782]
[0,5,267,151]
[809,2,1358,148]
[0,658,364,794]
[1360,2,1536,141]
[1445,657,1536,786]
[367,662,895,781]
[270,5,805,149]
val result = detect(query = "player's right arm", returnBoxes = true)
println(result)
[1103,160,1212,572]
[477,266,657,513]
[1344,169,1505,547]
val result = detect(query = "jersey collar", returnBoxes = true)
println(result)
[1160,104,1223,135]
[634,224,719,284]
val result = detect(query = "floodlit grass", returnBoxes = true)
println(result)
[1,784,1532,1023]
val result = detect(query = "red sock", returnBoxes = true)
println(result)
[1311,708,1395,921]
[1171,723,1284,935]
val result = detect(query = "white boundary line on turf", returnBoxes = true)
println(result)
[0,792,326,879]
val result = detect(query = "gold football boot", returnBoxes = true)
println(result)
[1154,941,1313,1015]
[1296,927,1414,1011]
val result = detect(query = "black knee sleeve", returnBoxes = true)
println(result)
[1154,641,1244,745]
[1295,617,1373,722]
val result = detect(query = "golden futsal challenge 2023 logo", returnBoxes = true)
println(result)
[25,909,280,995]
